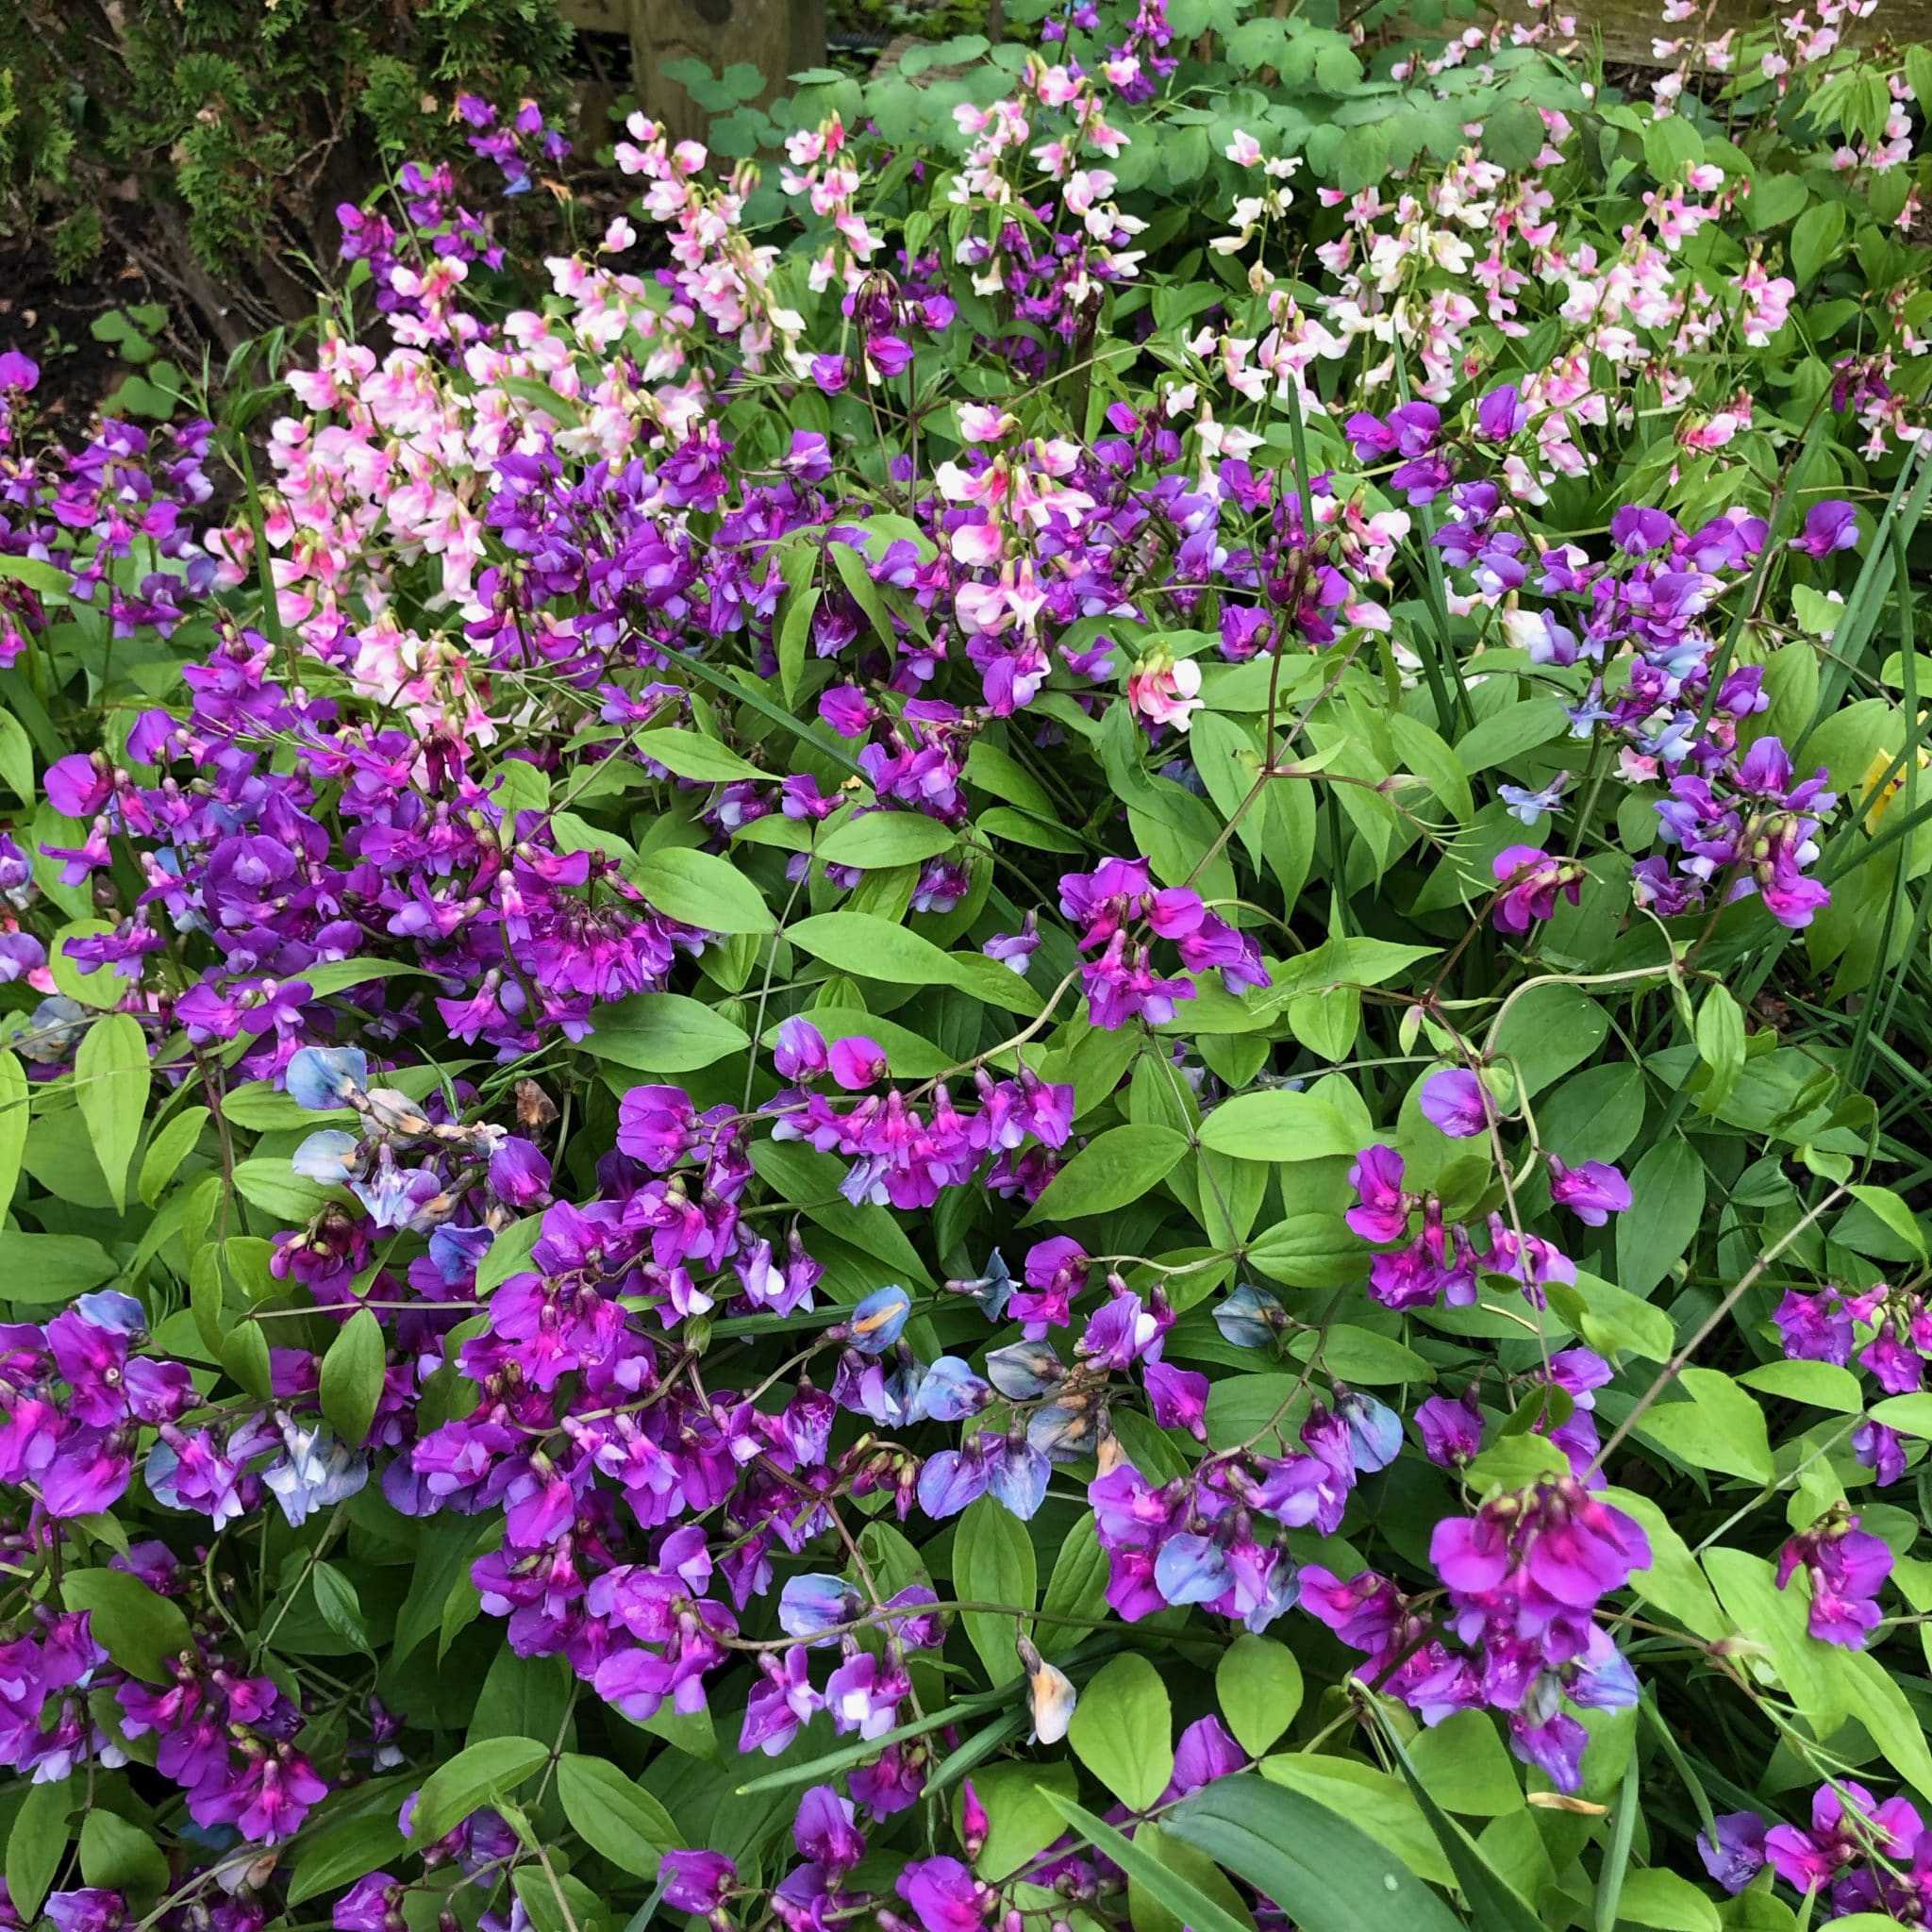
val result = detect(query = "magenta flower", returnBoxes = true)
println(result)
[1776,1512,1892,1648]
[1491,845,1584,934]
[1346,1143,1410,1242]
[1547,1157,1631,1225]
[827,1035,887,1091]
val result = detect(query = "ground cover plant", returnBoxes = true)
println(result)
[5,1,1932,1928]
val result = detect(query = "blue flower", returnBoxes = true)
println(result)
[1213,1282,1284,1350]
[988,1441,1050,1521]
[908,1357,991,1423]
[1335,1388,1404,1473]
[73,1290,145,1337]
[1497,773,1569,827]
[291,1129,360,1185]
[779,1574,862,1640]
[262,1416,370,1524]
[286,1045,369,1111]
[1155,1533,1232,1606]
[847,1284,911,1354]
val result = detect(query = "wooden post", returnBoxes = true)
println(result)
[629,0,827,149]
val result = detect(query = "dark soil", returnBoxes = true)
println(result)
[0,239,175,431]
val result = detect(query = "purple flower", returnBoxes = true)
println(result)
[794,1786,864,1876]
[1498,774,1569,826]
[1474,382,1527,441]
[1415,1389,1482,1467]
[1790,499,1859,558]
[332,1875,403,1932]
[895,1857,989,1932]
[1419,1068,1491,1140]
[1697,1813,1767,1894]
[660,1850,736,1916]
[774,1017,829,1079]
[1547,1158,1631,1226]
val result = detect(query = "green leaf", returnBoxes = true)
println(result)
[1196,1091,1358,1161]
[631,728,763,782]
[557,1753,681,1876]
[1634,1367,1773,1484]
[787,910,1039,1015]
[1042,1792,1253,1932]
[0,553,69,595]
[59,1568,192,1683]
[7,1776,72,1919]
[393,1517,491,1667]
[1492,984,1607,1096]
[1694,986,1747,1115]
[232,1158,337,1222]
[1869,1391,1932,1438]
[1038,1514,1110,1657]
[1246,1213,1361,1288]
[0,1050,25,1214]
[633,847,774,934]
[311,1560,375,1657]
[0,709,33,807]
[1790,199,1846,287]
[1371,1713,1541,1929]
[75,1012,148,1210]
[411,1736,551,1844]
[1847,1182,1926,1258]
[0,1231,118,1304]
[1615,1868,1720,1932]
[1605,1489,1727,1641]
[138,1105,208,1206]
[1215,1635,1303,1757]
[1454,695,1570,774]
[1545,1274,1673,1363]
[477,1216,544,1295]
[1025,1124,1188,1224]
[1257,1756,1453,1887]
[1404,1708,1523,1817]
[470,1649,573,1748]
[1834,1644,1932,1805]
[1165,1773,1467,1932]
[1068,1653,1173,1809]
[583,993,751,1073]
[79,1808,169,1902]
[513,1864,607,1932]
[1704,1548,1841,1741]
[285,1807,409,1907]
[1617,1137,1706,1297]
[967,1761,1078,1879]
[319,1307,386,1447]
[818,812,959,869]
[953,1494,1035,1684]
[1745,171,1807,228]
[1738,1359,1864,1412]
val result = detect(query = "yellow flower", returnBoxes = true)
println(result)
[1861,744,1932,834]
